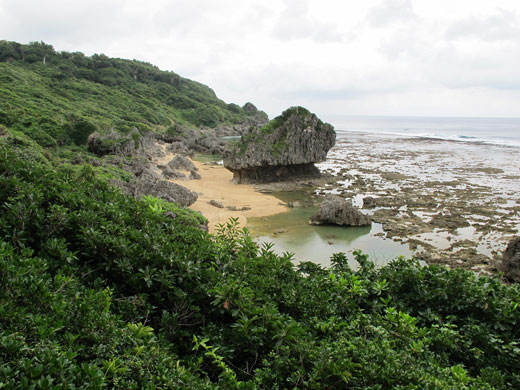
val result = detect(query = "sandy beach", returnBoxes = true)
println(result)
[168,159,287,233]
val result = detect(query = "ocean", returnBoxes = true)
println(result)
[249,115,520,270]
[324,115,520,148]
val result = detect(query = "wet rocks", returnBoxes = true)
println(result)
[501,237,520,282]
[309,197,371,227]
[429,212,470,230]
[363,196,376,208]
[223,106,335,183]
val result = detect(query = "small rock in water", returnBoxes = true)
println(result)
[309,196,371,227]
[363,197,376,208]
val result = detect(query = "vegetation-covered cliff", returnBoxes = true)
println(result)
[1,41,519,389]
[0,40,259,149]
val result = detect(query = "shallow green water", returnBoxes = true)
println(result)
[193,153,222,163]
[248,191,413,269]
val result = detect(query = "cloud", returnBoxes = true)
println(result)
[367,0,415,27]
[424,43,520,90]
[0,0,133,47]
[445,9,520,42]
[272,0,343,42]
[1,0,520,117]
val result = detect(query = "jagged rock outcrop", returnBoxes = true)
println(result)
[168,155,196,171]
[160,107,269,155]
[309,197,372,227]
[87,128,166,159]
[115,176,198,207]
[223,107,335,183]
[501,237,520,282]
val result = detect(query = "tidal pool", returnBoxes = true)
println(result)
[247,191,413,269]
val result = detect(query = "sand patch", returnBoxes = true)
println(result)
[168,158,287,233]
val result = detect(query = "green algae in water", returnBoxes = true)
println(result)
[193,153,223,163]
[248,191,413,269]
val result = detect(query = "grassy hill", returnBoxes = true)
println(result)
[0,40,252,149]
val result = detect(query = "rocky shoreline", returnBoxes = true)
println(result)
[313,133,520,275]
[82,113,519,277]
[245,133,520,277]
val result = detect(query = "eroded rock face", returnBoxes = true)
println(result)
[223,107,335,183]
[116,177,198,207]
[309,197,371,227]
[501,237,520,282]
[168,155,196,171]
[87,129,163,159]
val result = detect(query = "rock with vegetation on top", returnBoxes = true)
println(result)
[309,197,371,227]
[501,237,520,282]
[115,171,198,207]
[223,106,335,183]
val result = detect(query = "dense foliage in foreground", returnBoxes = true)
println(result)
[1,141,520,389]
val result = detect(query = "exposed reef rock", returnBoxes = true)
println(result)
[309,197,372,227]
[501,237,520,282]
[223,107,335,183]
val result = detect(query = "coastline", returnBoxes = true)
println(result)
[152,129,520,275]
[317,132,520,273]
[169,159,287,233]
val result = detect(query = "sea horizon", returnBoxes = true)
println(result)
[322,114,520,148]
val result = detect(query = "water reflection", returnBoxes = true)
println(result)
[248,191,413,268]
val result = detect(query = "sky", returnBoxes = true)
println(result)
[1,0,520,119]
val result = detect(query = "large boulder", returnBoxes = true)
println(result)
[310,197,372,227]
[501,237,520,282]
[223,106,335,183]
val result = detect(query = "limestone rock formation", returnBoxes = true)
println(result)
[87,128,164,159]
[167,155,196,172]
[116,177,198,207]
[223,107,335,183]
[309,197,372,227]
[501,237,520,282]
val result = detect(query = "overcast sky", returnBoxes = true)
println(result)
[2,0,520,119]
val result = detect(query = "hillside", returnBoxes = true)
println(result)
[0,40,259,149]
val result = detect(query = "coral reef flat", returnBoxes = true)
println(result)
[314,131,520,274]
